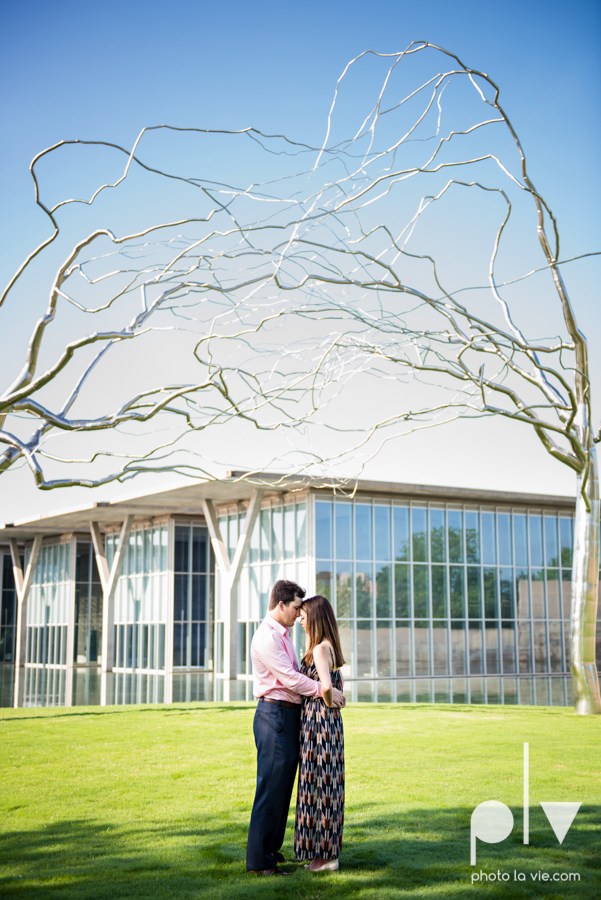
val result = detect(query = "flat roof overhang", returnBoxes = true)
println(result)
[0,470,576,543]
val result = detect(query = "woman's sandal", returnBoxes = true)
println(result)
[307,859,339,871]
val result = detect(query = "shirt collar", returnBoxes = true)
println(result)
[266,611,289,637]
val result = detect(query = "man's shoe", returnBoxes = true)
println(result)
[247,867,292,876]
[275,852,286,863]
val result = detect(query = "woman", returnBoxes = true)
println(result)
[294,594,345,872]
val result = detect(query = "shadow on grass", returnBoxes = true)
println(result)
[0,705,255,723]
[0,804,599,900]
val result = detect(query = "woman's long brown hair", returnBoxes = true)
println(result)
[301,595,346,669]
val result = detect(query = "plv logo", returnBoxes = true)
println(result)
[470,743,581,865]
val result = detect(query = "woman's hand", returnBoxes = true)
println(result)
[313,643,333,707]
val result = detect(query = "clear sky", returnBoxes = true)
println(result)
[1,0,600,521]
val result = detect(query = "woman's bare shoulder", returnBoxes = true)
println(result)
[314,640,335,667]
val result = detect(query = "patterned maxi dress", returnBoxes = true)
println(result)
[294,659,345,860]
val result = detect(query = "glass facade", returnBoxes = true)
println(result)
[315,499,578,681]
[2,486,599,709]
[220,499,307,676]
[25,541,71,666]
[109,523,169,671]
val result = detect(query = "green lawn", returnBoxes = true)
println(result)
[1,702,599,899]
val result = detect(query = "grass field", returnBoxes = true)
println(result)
[1,701,599,899]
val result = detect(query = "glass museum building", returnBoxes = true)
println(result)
[0,472,598,707]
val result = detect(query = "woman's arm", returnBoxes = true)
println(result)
[313,643,333,707]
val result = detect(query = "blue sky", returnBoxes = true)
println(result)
[1,0,600,519]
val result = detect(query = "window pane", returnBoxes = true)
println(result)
[468,622,483,674]
[430,509,446,563]
[501,621,517,673]
[375,563,392,617]
[337,620,352,674]
[546,569,560,618]
[548,620,563,673]
[448,510,464,563]
[518,621,532,673]
[316,562,332,602]
[485,621,500,674]
[393,507,410,561]
[356,620,373,677]
[533,621,548,673]
[412,508,428,562]
[529,516,543,568]
[355,505,372,560]
[467,567,481,618]
[375,506,391,561]
[451,621,466,675]
[483,568,498,618]
[395,621,411,676]
[500,568,514,619]
[284,506,295,560]
[544,517,559,567]
[271,507,283,562]
[356,564,373,618]
[432,621,449,675]
[498,514,512,566]
[174,574,188,621]
[260,509,271,562]
[449,566,465,619]
[174,526,189,573]
[561,569,571,619]
[531,570,545,618]
[395,564,410,618]
[431,566,447,618]
[414,621,430,676]
[192,529,207,573]
[465,512,480,564]
[514,514,528,567]
[335,562,353,618]
[315,502,333,560]
[516,569,530,618]
[559,518,573,568]
[376,620,392,676]
[296,503,307,558]
[413,565,429,617]
[250,516,260,564]
[336,503,352,560]
[481,513,496,565]
[192,575,206,620]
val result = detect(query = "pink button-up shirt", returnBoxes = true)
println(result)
[251,613,322,703]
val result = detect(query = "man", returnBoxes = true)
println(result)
[246,579,345,876]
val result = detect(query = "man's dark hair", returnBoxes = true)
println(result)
[269,579,306,610]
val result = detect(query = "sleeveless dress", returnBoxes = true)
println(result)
[294,658,345,860]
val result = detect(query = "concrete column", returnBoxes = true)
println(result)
[10,535,42,708]
[90,515,134,706]
[202,489,265,684]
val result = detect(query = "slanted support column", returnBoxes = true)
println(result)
[10,534,43,708]
[90,515,134,699]
[202,489,265,683]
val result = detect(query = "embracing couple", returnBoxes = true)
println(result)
[246,579,346,876]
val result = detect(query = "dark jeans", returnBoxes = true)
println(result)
[246,699,301,871]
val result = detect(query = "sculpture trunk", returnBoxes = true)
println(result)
[571,447,601,714]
